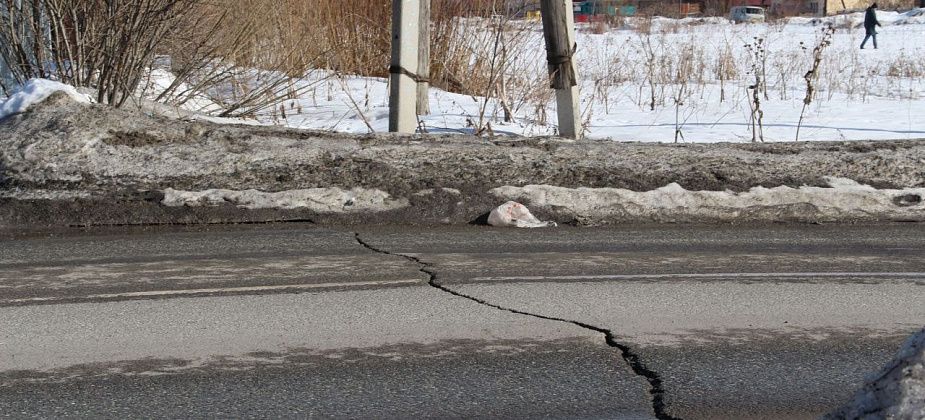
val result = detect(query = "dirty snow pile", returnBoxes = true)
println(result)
[826,327,925,419]
[787,8,925,26]
[491,177,925,223]
[161,178,925,224]
[0,79,92,120]
[161,187,408,213]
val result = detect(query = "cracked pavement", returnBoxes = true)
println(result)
[354,232,677,420]
[1,223,924,419]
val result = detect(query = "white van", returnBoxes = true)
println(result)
[729,6,766,23]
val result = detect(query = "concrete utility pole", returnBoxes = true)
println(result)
[416,0,431,116]
[389,0,421,133]
[539,0,581,139]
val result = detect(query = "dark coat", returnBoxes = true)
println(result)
[864,6,880,35]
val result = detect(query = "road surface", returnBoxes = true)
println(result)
[1,223,923,419]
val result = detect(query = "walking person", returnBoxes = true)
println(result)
[860,3,881,49]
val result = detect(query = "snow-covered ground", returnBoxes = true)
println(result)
[0,79,92,121]
[2,10,924,143]
[242,9,925,142]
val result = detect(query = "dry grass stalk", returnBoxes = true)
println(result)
[796,25,834,142]
[745,37,766,142]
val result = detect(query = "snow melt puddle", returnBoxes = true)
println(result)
[492,177,925,222]
[162,187,408,213]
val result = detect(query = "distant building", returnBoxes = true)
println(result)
[766,0,821,16]
[829,0,918,14]
[508,0,917,19]
[754,0,916,16]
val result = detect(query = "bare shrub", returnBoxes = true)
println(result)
[874,0,913,10]
[745,37,766,142]
[715,41,738,103]
[639,2,682,18]
[658,20,685,34]
[672,68,691,143]
[589,20,609,35]
[472,15,510,136]
[887,51,925,78]
[638,32,661,111]
[149,1,338,117]
[668,33,708,142]
[633,16,654,35]
[770,48,802,100]
[203,0,533,99]
[796,25,834,141]
[0,0,196,106]
[182,0,546,119]
[604,14,625,29]
[701,0,727,16]
[193,0,391,81]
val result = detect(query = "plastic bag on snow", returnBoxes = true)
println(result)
[487,201,557,228]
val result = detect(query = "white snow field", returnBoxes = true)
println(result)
[2,10,924,142]
[231,9,925,142]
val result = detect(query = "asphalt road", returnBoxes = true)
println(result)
[1,223,924,419]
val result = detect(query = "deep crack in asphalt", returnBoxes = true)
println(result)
[353,232,681,420]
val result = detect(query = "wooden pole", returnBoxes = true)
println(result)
[539,0,581,139]
[416,0,431,116]
[389,0,420,133]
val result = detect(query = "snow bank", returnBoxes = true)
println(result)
[162,188,408,213]
[678,16,731,26]
[491,178,925,224]
[895,8,925,25]
[786,9,925,27]
[826,328,925,419]
[0,79,92,121]
[139,69,224,114]
[625,16,732,29]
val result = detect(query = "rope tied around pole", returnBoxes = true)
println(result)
[546,43,577,66]
[545,42,578,89]
[389,65,430,84]
[546,53,572,65]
